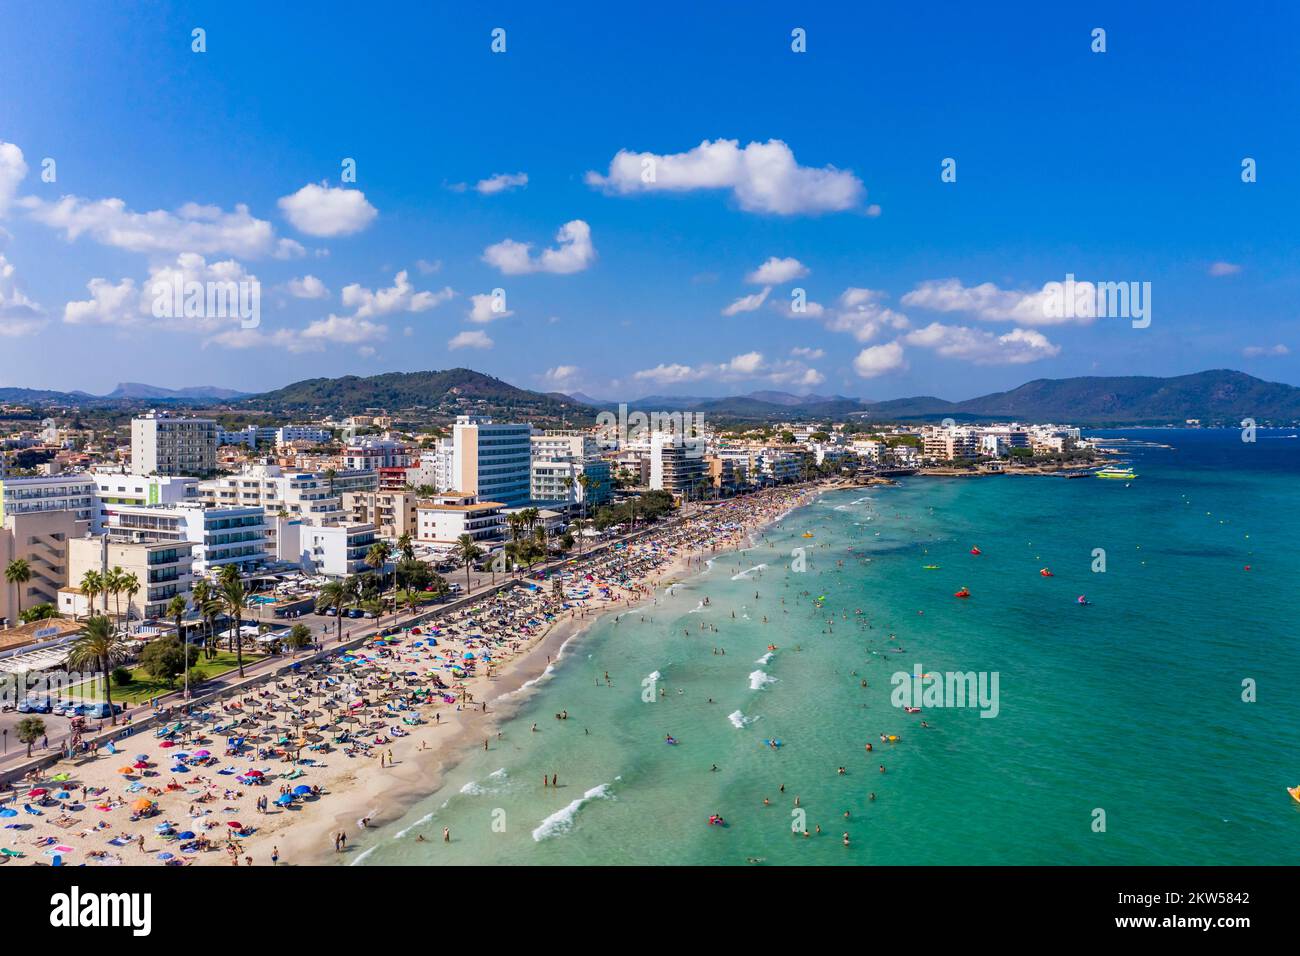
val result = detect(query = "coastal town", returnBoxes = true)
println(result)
[0,397,1105,864]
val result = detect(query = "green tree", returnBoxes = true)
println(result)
[19,602,58,623]
[140,637,197,687]
[285,622,312,656]
[454,534,483,594]
[16,716,46,757]
[217,574,249,678]
[122,572,140,624]
[79,569,104,621]
[4,558,32,622]
[67,615,127,725]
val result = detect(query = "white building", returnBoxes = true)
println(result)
[451,416,532,507]
[298,522,377,577]
[106,502,268,577]
[342,439,411,472]
[650,433,707,495]
[199,463,344,523]
[416,493,506,547]
[276,425,332,447]
[91,473,200,531]
[131,412,218,476]
[0,474,96,524]
[216,425,278,449]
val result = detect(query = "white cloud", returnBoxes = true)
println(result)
[415,258,442,275]
[586,138,866,215]
[482,220,595,275]
[722,286,770,316]
[64,253,261,335]
[791,346,824,359]
[273,238,308,260]
[0,254,47,336]
[902,277,1097,326]
[852,342,906,378]
[904,322,1060,364]
[23,195,276,258]
[474,172,528,194]
[0,142,28,217]
[63,277,138,325]
[1242,343,1289,358]
[341,271,452,317]
[299,314,387,346]
[278,181,377,237]
[1208,261,1242,277]
[286,275,329,299]
[821,287,910,342]
[541,365,581,389]
[467,292,515,323]
[632,351,822,387]
[746,256,808,285]
[449,329,493,350]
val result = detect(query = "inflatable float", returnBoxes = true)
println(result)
[1039,568,1054,577]
[970,546,982,555]
[954,587,971,598]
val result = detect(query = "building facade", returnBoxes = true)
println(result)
[131,413,218,476]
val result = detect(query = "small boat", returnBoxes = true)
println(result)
[903,706,921,714]
[969,547,982,555]
[1095,467,1137,480]
[954,587,971,598]
[1039,568,1054,577]
[923,565,940,570]
[801,532,815,538]
[764,739,783,748]
[1289,786,1300,803]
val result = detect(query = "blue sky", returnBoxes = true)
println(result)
[0,1,1296,400]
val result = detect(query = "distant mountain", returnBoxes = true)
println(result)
[243,367,592,421]
[856,370,1300,424]
[744,390,842,407]
[561,391,604,406]
[107,382,251,400]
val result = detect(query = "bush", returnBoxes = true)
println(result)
[111,667,132,686]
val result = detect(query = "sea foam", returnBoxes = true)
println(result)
[749,670,778,690]
[532,784,614,841]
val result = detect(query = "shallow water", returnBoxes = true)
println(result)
[355,429,1300,865]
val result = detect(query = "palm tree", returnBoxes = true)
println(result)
[191,578,215,659]
[67,615,127,725]
[122,572,140,625]
[78,569,104,622]
[217,575,248,678]
[104,566,126,630]
[4,558,32,623]
[454,534,482,594]
[577,473,594,518]
[366,541,392,595]
[316,579,354,645]
[167,594,191,699]
[397,532,415,563]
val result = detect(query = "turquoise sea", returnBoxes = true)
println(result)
[355,429,1300,866]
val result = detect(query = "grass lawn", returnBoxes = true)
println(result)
[68,650,266,705]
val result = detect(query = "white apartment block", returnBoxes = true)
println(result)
[0,474,96,524]
[416,493,506,546]
[342,439,411,472]
[531,430,601,462]
[452,416,532,507]
[131,412,218,476]
[106,502,268,577]
[649,432,707,495]
[276,425,332,447]
[199,464,344,523]
[298,522,378,577]
[216,425,278,448]
[64,534,194,622]
[530,457,612,509]
[91,473,199,532]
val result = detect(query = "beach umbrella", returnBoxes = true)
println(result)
[194,749,210,757]
[244,769,264,778]
[54,792,71,800]
[176,831,195,840]
[28,788,47,797]
[159,740,176,748]
[132,798,154,812]
[117,766,136,775]
[133,761,149,769]
[51,773,69,782]
[134,754,149,762]
[157,852,174,861]
[275,794,294,806]
[292,785,312,796]
[226,821,243,828]
[0,808,17,818]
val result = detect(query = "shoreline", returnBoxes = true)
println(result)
[287,486,823,867]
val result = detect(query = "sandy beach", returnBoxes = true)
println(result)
[0,483,824,868]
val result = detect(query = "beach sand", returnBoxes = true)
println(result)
[0,484,824,868]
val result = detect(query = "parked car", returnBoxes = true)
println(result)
[17,696,52,714]
[82,702,123,719]
[346,608,363,618]
[51,700,79,716]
